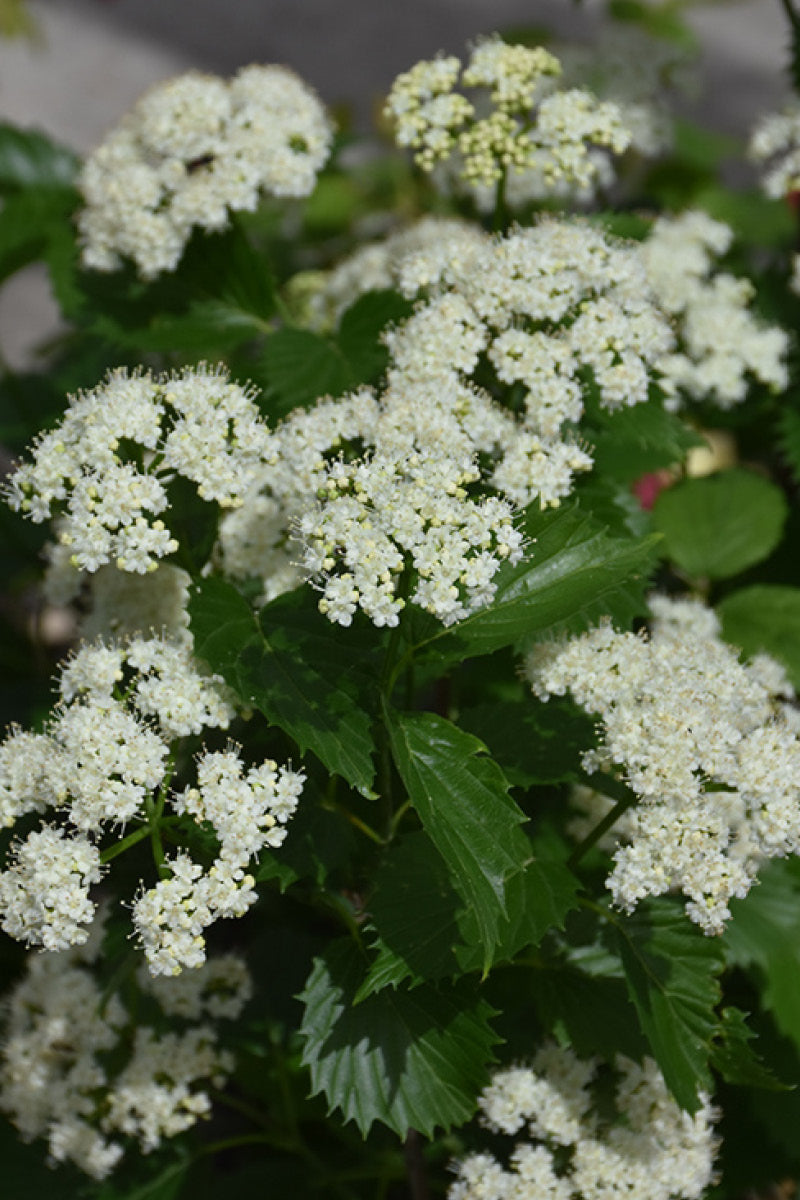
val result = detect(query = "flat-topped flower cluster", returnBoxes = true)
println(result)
[0,929,251,1178]
[6,364,271,576]
[526,595,800,934]
[312,209,787,417]
[0,635,304,973]
[78,64,333,278]
[222,218,677,624]
[449,1044,718,1200]
[641,211,789,408]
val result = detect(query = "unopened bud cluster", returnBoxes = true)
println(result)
[385,36,631,193]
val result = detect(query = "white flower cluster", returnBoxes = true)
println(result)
[299,448,523,627]
[750,103,800,198]
[449,1044,718,1200]
[0,935,250,1179]
[220,383,523,627]
[641,211,788,409]
[6,365,272,576]
[78,64,333,278]
[0,635,304,970]
[526,595,800,934]
[308,215,486,329]
[221,218,678,626]
[557,25,691,159]
[134,749,303,974]
[385,36,631,194]
[79,561,193,643]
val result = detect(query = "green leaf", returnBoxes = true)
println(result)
[416,504,660,663]
[181,220,276,321]
[777,406,800,486]
[299,939,499,1137]
[189,577,377,796]
[587,395,705,482]
[458,698,595,787]
[302,172,366,234]
[77,223,277,353]
[692,184,795,247]
[255,799,356,891]
[717,584,800,689]
[0,122,79,191]
[652,469,787,581]
[386,711,530,969]
[572,474,652,538]
[95,1157,189,1200]
[531,966,647,1062]
[0,186,78,283]
[337,289,414,384]
[671,120,740,172]
[612,899,724,1112]
[112,299,270,353]
[608,0,697,47]
[260,328,352,418]
[724,859,800,1052]
[710,1007,789,1091]
[358,831,580,997]
[258,290,414,419]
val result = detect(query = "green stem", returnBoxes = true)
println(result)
[492,168,509,233]
[381,620,407,700]
[144,754,175,880]
[197,1132,276,1158]
[323,800,387,846]
[99,824,152,864]
[376,695,397,840]
[389,798,412,838]
[270,1031,300,1143]
[567,779,638,870]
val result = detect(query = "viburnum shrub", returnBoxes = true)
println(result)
[4,6,800,1198]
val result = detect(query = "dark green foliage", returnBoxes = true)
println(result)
[189,578,379,795]
[299,939,500,1137]
[612,900,725,1112]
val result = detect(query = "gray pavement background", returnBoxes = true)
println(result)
[0,0,791,366]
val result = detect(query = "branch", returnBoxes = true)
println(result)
[403,1129,431,1200]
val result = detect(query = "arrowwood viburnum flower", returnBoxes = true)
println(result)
[0,635,304,970]
[750,102,800,198]
[385,36,631,195]
[6,364,273,577]
[449,1043,718,1200]
[221,217,679,625]
[78,64,333,278]
[0,927,251,1179]
[526,594,800,933]
[641,211,788,408]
